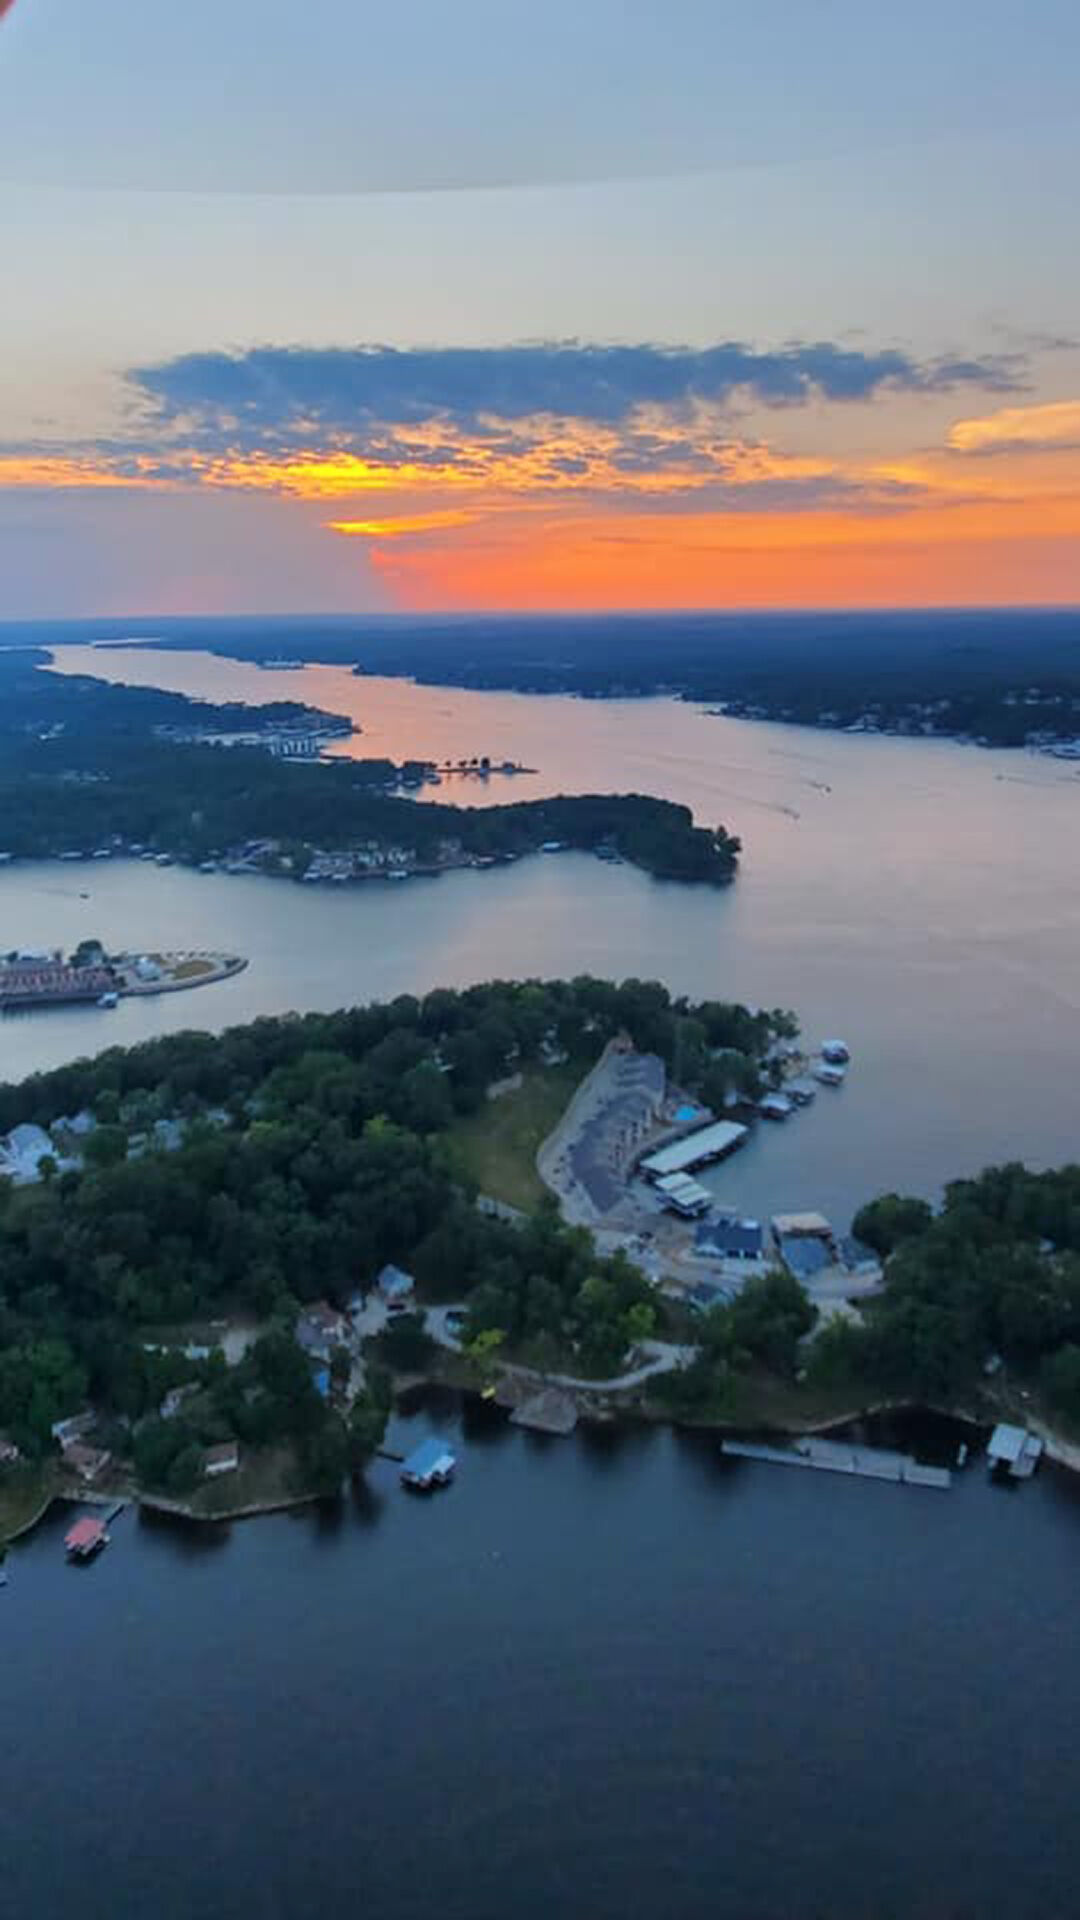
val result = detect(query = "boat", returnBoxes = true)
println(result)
[820,1039,851,1065]
[813,1062,847,1086]
[64,1516,109,1561]
[97,991,119,1009]
[400,1437,457,1490]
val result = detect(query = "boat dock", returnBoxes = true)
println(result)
[987,1423,1044,1480]
[400,1437,456,1490]
[721,1436,952,1490]
[509,1387,579,1435]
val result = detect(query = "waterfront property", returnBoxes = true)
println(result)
[63,1443,113,1483]
[694,1216,765,1261]
[400,1437,456,1490]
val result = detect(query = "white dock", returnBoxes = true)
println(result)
[722,1436,952,1489]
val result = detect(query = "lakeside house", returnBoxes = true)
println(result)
[296,1302,350,1358]
[63,1442,112,1483]
[376,1264,416,1308]
[202,1442,240,1479]
[0,1123,60,1185]
[694,1216,765,1261]
[51,1410,97,1447]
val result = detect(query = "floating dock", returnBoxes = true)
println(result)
[721,1436,952,1490]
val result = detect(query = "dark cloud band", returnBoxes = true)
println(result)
[132,339,1023,450]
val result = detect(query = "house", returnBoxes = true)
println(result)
[160,1383,200,1421]
[51,1409,96,1447]
[695,1216,764,1261]
[295,1302,349,1358]
[376,1264,415,1308]
[63,1442,112,1483]
[688,1280,735,1313]
[838,1235,883,1281]
[202,1441,240,1478]
[0,1123,57,1185]
[0,1434,20,1466]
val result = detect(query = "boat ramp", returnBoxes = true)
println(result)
[721,1436,952,1490]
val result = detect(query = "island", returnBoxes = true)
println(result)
[3,977,1079,1547]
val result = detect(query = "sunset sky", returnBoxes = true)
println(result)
[1,0,1078,618]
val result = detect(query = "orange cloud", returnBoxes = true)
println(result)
[327,509,481,537]
[947,399,1080,455]
[0,454,159,490]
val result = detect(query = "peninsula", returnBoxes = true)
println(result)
[0,943,246,1012]
[2,980,1079,1544]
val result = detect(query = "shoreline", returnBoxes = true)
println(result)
[8,1391,1078,1547]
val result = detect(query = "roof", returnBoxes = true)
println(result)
[771,1211,833,1239]
[640,1121,747,1179]
[302,1301,346,1330]
[377,1264,415,1297]
[988,1423,1027,1463]
[689,1281,734,1312]
[777,1235,833,1281]
[402,1436,456,1478]
[695,1216,764,1258]
[64,1517,106,1550]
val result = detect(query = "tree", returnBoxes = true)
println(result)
[463,1327,504,1390]
[852,1193,933,1257]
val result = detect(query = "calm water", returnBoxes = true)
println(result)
[10,644,1080,1225]
[5,1402,1080,1920]
[6,648,1080,1916]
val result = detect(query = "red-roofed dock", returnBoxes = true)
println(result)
[64,1516,109,1561]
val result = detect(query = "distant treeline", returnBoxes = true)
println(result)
[0,649,348,741]
[11,608,1079,744]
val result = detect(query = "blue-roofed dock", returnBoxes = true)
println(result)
[400,1437,457,1490]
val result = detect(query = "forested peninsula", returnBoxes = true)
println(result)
[0,651,739,886]
[3,979,1080,1539]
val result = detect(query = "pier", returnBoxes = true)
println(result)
[721,1436,952,1490]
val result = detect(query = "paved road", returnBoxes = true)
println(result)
[423,1305,695,1393]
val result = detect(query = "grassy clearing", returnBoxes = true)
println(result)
[440,1063,581,1212]
[0,1463,55,1543]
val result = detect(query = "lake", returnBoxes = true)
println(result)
[6,646,1080,1917]
[8,642,1080,1227]
[5,1398,1080,1920]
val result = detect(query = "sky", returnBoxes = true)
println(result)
[1,0,1079,618]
